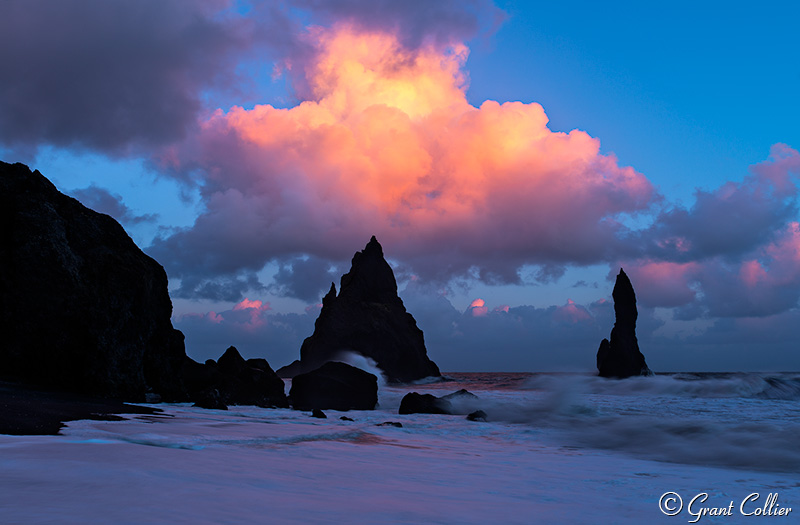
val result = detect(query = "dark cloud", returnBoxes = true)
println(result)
[269,256,340,303]
[647,311,800,372]
[635,143,800,263]
[173,272,265,303]
[0,0,265,157]
[69,185,157,225]
[617,144,800,318]
[290,0,505,49]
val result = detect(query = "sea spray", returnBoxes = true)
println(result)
[334,351,388,388]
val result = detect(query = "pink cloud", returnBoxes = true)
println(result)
[152,24,655,297]
[623,220,800,318]
[233,298,268,311]
[621,262,701,308]
[468,298,489,317]
[553,299,594,324]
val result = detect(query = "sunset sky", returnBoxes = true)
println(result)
[2,0,799,372]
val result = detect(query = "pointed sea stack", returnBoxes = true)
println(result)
[596,268,652,378]
[0,162,187,400]
[277,236,440,383]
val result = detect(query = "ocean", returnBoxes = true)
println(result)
[2,372,799,524]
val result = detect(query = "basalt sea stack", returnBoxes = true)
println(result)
[277,236,440,383]
[596,268,652,378]
[0,162,186,400]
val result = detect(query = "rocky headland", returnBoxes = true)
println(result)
[0,161,186,401]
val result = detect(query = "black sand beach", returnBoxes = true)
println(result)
[0,382,160,435]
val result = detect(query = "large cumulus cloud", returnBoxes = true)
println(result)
[0,0,502,160]
[150,24,656,300]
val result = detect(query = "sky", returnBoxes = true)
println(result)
[2,0,799,372]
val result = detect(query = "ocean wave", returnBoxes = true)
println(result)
[523,371,800,400]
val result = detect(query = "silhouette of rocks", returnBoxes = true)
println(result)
[399,389,482,415]
[441,389,479,402]
[311,408,327,419]
[192,388,228,410]
[596,268,652,378]
[399,392,453,415]
[289,361,378,411]
[277,236,440,383]
[182,347,288,408]
[376,421,403,427]
[0,162,186,400]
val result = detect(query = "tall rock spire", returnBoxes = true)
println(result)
[277,236,441,383]
[596,268,652,378]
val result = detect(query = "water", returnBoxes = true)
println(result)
[2,372,799,523]
[424,372,800,472]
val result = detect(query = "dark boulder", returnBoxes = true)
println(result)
[182,347,288,408]
[441,389,479,401]
[289,361,378,411]
[596,269,652,378]
[277,236,440,383]
[311,408,327,419]
[192,388,228,410]
[376,421,403,427]
[0,162,186,400]
[399,389,482,415]
[441,389,482,414]
[399,392,453,415]
[467,410,488,422]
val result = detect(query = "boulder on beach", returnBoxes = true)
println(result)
[182,346,288,409]
[289,361,378,411]
[467,410,488,422]
[398,389,481,415]
[277,236,440,383]
[0,162,186,400]
[596,269,652,378]
[399,392,452,415]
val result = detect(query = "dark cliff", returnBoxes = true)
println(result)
[0,161,187,400]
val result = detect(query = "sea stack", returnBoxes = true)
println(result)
[277,236,440,383]
[596,268,652,378]
[0,162,187,400]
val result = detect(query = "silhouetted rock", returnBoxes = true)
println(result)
[192,388,228,410]
[398,392,453,415]
[289,361,378,411]
[467,410,488,422]
[441,389,479,402]
[399,389,482,415]
[277,236,440,383]
[340,416,354,421]
[311,408,327,419]
[182,347,288,408]
[596,269,652,378]
[0,162,186,401]
[441,389,482,414]
[376,421,403,427]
